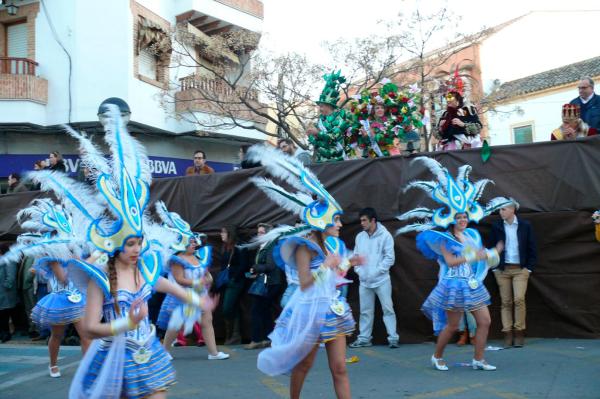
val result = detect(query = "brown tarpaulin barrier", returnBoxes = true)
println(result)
[2,137,600,341]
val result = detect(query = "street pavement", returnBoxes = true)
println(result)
[1,337,599,398]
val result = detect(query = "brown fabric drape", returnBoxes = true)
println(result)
[1,137,599,341]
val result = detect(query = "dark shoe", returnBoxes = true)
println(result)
[196,340,206,347]
[173,341,186,347]
[1,333,11,343]
[456,330,468,346]
[469,335,477,348]
[260,340,271,348]
[514,330,525,347]
[503,331,513,348]
[388,340,400,349]
[244,341,263,350]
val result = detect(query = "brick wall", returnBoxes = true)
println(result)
[0,2,39,59]
[214,0,264,19]
[0,73,48,103]
[130,0,171,89]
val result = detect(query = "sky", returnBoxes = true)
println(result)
[260,0,600,63]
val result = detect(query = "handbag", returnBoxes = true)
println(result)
[248,273,269,297]
[215,250,234,290]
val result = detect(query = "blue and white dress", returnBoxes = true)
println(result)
[156,253,208,331]
[416,228,491,335]
[258,237,355,376]
[71,283,175,399]
[30,257,85,328]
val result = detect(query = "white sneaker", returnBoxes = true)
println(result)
[208,351,230,360]
[48,365,61,378]
[472,358,496,371]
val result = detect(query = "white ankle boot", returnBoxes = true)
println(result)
[472,359,496,371]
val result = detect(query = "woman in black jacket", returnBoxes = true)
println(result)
[219,225,249,345]
[47,151,67,173]
[245,224,283,349]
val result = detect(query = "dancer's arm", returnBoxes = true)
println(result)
[154,276,214,311]
[171,263,193,287]
[50,261,67,285]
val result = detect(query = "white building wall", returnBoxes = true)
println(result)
[487,85,577,145]
[479,10,600,93]
[26,0,263,134]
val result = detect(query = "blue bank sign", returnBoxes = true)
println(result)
[0,154,234,178]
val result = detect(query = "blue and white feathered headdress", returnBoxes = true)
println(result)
[22,106,177,295]
[245,144,342,247]
[0,198,92,266]
[397,157,511,234]
[155,201,195,252]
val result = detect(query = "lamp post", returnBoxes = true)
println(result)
[97,97,132,128]
[5,1,19,16]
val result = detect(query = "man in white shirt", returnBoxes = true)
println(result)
[491,199,537,348]
[349,208,399,348]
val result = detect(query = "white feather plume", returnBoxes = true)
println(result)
[484,197,513,215]
[102,105,151,187]
[63,124,111,182]
[457,165,471,190]
[249,177,312,217]
[403,180,437,195]
[242,224,312,249]
[473,179,493,201]
[411,157,448,188]
[396,222,435,235]
[247,145,316,194]
[397,208,435,221]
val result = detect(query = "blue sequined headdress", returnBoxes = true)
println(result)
[244,144,343,247]
[397,157,511,234]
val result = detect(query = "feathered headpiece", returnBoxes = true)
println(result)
[0,198,92,266]
[245,144,343,247]
[155,201,195,252]
[397,157,511,234]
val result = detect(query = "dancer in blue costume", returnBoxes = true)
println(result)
[1,198,93,378]
[245,145,363,399]
[155,201,229,360]
[397,157,509,371]
[9,106,215,399]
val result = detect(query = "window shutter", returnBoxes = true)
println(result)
[7,23,28,58]
[139,48,157,80]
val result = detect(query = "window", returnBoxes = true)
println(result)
[138,48,157,80]
[7,22,28,74]
[513,124,533,144]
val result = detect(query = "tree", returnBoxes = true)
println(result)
[381,0,494,151]
[162,24,324,148]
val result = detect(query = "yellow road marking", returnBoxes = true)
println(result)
[261,377,289,398]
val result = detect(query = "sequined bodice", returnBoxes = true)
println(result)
[102,284,153,341]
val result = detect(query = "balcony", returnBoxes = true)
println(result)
[0,57,48,104]
[175,74,265,124]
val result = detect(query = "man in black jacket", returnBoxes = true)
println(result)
[490,199,537,348]
[570,77,600,130]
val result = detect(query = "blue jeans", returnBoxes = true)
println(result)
[280,283,298,307]
[458,311,477,336]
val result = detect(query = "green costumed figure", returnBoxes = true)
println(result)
[308,71,352,162]
[349,79,423,157]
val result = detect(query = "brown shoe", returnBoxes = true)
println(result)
[456,331,468,346]
[469,335,476,347]
[514,330,525,347]
[503,331,513,348]
[244,341,262,350]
